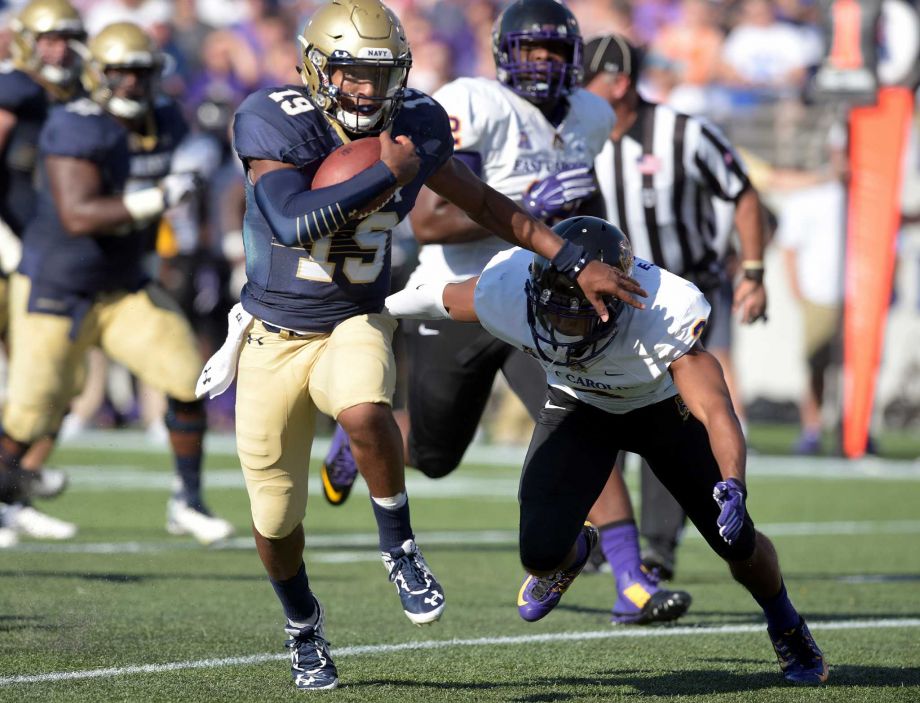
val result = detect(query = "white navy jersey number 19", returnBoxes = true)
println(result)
[269,89,314,116]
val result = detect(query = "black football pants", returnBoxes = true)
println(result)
[518,386,756,573]
[404,318,545,478]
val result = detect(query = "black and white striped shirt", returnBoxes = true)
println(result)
[595,100,750,278]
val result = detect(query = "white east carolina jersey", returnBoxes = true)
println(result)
[408,78,616,286]
[474,249,711,414]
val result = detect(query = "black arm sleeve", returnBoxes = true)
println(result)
[253,160,397,246]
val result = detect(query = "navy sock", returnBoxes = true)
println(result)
[371,498,413,552]
[174,455,202,506]
[270,563,316,625]
[754,580,800,633]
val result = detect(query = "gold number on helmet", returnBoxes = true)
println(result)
[269,89,314,117]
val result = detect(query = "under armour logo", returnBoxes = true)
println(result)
[424,590,444,606]
[201,366,212,386]
[247,334,264,345]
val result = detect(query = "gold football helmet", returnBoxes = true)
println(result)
[298,0,412,133]
[81,22,162,120]
[9,0,85,93]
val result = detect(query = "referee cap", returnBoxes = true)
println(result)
[582,34,643,85]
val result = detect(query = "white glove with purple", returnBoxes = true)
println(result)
[522,167,597,221]
[713,477,747,545]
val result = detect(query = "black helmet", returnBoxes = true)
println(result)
[525,216,633,366]
[492,0,583,103]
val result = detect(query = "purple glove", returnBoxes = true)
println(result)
[522,167,597,221]
[713,477,747,545]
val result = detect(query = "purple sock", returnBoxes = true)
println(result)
[599,520,643,582]
[754,581,800,633]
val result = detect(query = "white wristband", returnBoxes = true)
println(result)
[122,187,166,223]
[384,281,450,320]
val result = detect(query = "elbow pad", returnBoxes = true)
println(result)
[254,161,397,246]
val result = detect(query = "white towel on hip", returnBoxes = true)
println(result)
[195,303,254,399]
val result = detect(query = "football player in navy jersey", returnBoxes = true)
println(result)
[385,216,828,686]
[200,0,646,690]
[0,0,87,542]
[0,21,234,546]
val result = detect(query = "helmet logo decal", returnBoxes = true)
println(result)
[358,47,393,59]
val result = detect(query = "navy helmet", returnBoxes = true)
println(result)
[492,0,583,103]
[525,216,633,366]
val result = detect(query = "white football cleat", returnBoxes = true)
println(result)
[166,498,234,545]
[0,526,18,548]
[5,504,77,540]
[29,468,69,499]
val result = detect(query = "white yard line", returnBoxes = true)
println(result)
[58,430,920,480]
[1,617,917,687]
[8,519,920,555]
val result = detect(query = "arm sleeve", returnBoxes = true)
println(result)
[687,118,751,202]
[253,161,397,246]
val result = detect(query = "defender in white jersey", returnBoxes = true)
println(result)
[384,216,829,686]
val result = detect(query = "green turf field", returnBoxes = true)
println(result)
[1,432,919,702]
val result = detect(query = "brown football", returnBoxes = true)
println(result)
[312,137,395,218]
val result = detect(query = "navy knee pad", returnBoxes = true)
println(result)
[165,398,207,433]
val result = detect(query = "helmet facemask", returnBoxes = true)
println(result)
[525,266,621,366]
[32,30,85,89]
[80,23,163,120]
[97,65,159,119]
[495,32,582,103]
[301,38,411,134]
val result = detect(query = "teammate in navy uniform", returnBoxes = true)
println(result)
[200,0,646,690]
[0,22,234,546]
[0,0,87,542]
[384,215,829,686]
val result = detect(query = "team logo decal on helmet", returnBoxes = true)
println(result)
[525,216,632,366]
[492,0,583,103]
[298,0,412,134]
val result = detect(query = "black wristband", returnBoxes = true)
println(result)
[551,240,590,281]
[742,268,764,284]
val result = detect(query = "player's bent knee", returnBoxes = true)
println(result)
[251,503,304,541]
[711,520,757,563]
[412,452,461,479]
[519,540,569,574]
[165,397,206,433]
[3,404,61,445]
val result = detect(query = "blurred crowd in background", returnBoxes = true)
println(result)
[1,0,919,450]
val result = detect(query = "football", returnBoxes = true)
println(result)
[312,137,396,218]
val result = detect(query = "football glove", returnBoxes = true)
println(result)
[713,477,747,545]
[522,167,597,221]
[159,172,202,209]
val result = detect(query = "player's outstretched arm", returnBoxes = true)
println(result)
[669,344,746,484]
[384,277,479,323]
[424,156,648,320]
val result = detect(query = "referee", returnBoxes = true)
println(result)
[583,34,768,579]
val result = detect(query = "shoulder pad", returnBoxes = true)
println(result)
[41,101,121,160]
[0,66,44,112]
[233,86,332,168]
